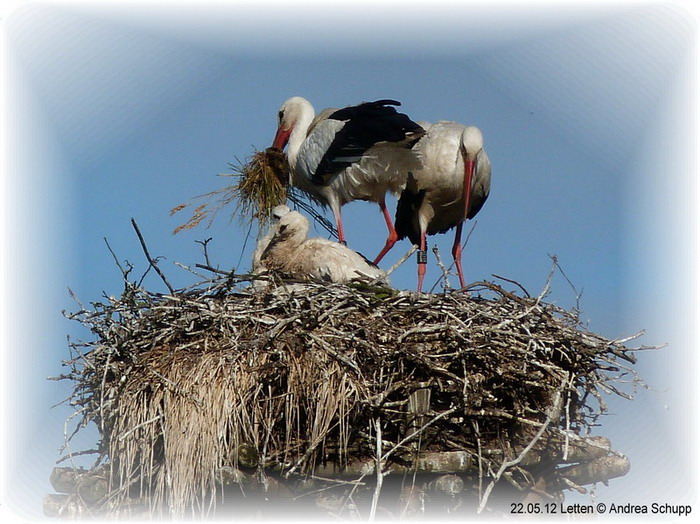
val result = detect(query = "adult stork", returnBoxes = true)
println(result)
[271,96,425,261]
[395,122,491,292]
[259,210,388,284]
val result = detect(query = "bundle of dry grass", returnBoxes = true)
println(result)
[171,147,290,233]
[171,147,338,240]
[52,267,649,519]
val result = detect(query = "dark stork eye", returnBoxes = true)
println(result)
[278,110,284,122]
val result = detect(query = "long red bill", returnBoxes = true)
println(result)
[272,127,291,149]
[463,159,475,220]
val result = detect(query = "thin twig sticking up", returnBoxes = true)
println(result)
[130,218,175,295]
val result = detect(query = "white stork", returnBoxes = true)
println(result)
[271,96,425,262]
[259,210,388,284]
[395,122,491,292]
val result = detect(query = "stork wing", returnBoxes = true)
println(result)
[311,100,425,186]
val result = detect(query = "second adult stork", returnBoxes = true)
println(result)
[395,122,491,292]
[272,96,425,260]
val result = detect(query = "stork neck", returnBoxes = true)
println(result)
[286,108,315,169]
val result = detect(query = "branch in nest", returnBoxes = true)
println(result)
[130,218,175,295]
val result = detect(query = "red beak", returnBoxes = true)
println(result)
[272,127,292,150]
[463,159,475,220]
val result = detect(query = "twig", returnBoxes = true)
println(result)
[130,218,175,295]
[103,237,133,286]
[611,330,646,345]
[432,246,452,291]
[173,262,209,280]
[55,449,100,464]
[472,419,484,502]
[462,219,478,250]
[560,476,587,494]
[67,287,86,312]
[365,243,417,287]
[491,274,531,298]
[369,417,383,521]
[195,263,233,276]
[550,254,583,312]
[384,244,418,277]
[494,256,557,329]
[195,238,214,268]
[562,372,575,461]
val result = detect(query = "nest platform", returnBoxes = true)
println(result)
[47,274,644,519]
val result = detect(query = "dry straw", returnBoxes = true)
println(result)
[170,147,337,240]
[171,148,290,234]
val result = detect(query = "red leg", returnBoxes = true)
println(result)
[417,231,427,293]
[373,197,399,264]
[452,222,466,289]
[333,207,347,245]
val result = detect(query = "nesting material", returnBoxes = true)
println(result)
[55,272,648,518]
[171,147,290,233]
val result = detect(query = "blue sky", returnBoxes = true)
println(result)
[2,1,698,520]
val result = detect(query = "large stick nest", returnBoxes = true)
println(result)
[54,269,648,518]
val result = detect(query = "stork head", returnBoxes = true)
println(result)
[459,126,484,162]
[458,126,484,220]
[271,204,291,221]
[261,210,309,264]
[274,210,310,244]
[272,96,314,150]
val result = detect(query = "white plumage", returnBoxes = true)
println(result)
[272,96,424,261]
[395,121,491,291]
[257,209,388,285]
[252,204,291,272]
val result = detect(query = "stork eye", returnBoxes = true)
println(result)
[278,110,284,121]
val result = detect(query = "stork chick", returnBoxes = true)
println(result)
[260,211,388,285]
[252,204,292,273]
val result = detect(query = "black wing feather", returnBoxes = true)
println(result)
[312,99,424,186]
[394,186,425,246]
